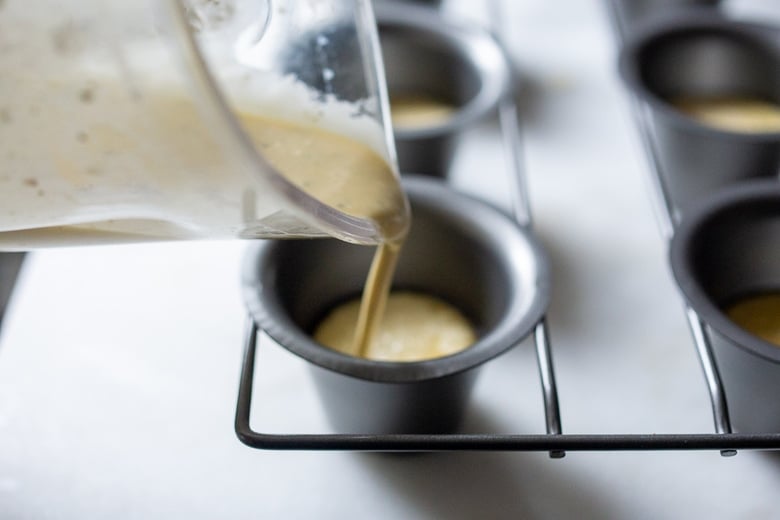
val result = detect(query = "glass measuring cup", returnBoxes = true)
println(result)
[0,0,408,250]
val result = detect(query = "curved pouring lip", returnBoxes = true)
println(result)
[617,13,780,144]
[670,180,780,364]
[241,176,551,384]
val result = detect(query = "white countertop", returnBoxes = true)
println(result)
[2,1,780,518]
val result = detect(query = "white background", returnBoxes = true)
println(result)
[1,0,780,518]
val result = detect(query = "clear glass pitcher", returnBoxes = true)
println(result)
[0,0,409,250]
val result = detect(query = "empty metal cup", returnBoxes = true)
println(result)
[619,15,780,221]
[670,180,780,433]
[242,176,550,434]
[376,3,511,178]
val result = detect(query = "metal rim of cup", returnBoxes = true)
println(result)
[670,179,780,364]
[375,2,512,139]
[612,1,722,35]
[618,12,780,144]
[241,176,551,384]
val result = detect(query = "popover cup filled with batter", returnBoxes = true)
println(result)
[376,3,511,178]
[670,180,780,433]
[242,176,550,434]
[619,14,780,222]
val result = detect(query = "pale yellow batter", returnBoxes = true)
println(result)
[673,96,780,133]
[314,291,476,362]
[239,114,410,242]
[240,115,414,359]
[242,115,412,356]
[390,93,457,129]
[726,293,780,347]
